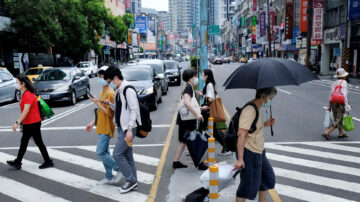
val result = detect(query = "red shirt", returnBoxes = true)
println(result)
[20,91,41,124]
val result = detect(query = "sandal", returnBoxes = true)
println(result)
[322,133,330,140]
[338,134,349,138]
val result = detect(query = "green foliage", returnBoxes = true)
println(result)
[140,47,144,53]
[106,15,127,44]
[190,56,200,70]
[122,13,134,28]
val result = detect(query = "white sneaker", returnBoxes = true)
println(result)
[219,151,233,156]
[98,178,115,185]
[114,172,123,184]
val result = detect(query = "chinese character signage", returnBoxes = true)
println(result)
[252,16,256,44]
[274,26,281,43]
[269,11,275,41]
[312,0,324,40]
[349,0,360,19]
[300,0,308,32]
[135,16,147,34]
[285,0,294,40]
[253,0,257,12]
[260,11,266,37]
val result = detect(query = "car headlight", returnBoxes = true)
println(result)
[145,87,154,95]
[173,72,179,76]
[56,86,69,92]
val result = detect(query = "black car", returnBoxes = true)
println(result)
[34,67,90,105]
[163,60,182,86]
[121,65,162,110]
[137,59,169,95]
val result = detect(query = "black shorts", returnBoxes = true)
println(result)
[236,148,275,200]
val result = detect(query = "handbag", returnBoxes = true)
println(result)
[343,114,355,131]
[323,110,333,128]
[330,81,345,104]
[210,96,226,122]
[179,91,200,121]
[37,96,54,120]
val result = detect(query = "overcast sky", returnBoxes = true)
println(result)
[142,0,168,11]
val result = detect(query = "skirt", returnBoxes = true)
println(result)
[330,103,345,128]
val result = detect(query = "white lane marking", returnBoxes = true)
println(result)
[0,144,165,150]
[28,148,155,185]
[300,142,360,153]
[265,141,360,145]
[152,124,171,128]
[0,152,148,201]
[42,103,93,126]
[41,104,85,124]
[274,167,360,194]
[322,106,360,122]
[267,152,360,177]
[276,184,356,202]
[266,143,360,163]
[277,88,292,95]
[78,146,160,167]
[0,176,70,202]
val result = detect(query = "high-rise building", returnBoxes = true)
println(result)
[157,11,171,33]
[219,0,236,27]
[169,0,198,34]
[131,0,141,14]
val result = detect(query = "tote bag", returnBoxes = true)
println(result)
[179,91,200,121]
[343,115,355,131]
[209,96,226,122]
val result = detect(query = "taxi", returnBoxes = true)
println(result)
[24,65,52,83]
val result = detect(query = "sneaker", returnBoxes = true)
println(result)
[98,178,116,185]
[172,161,188,169]
[113,172,123,184]
[197,162,208,170]
[119,181,138,194]
[39,160,54,169]
[6,160,21,170]
[219,151,233,156]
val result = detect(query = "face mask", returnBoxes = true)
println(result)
[262,98,272,108]
[109,82,116,89]
[97,78,108,86]
[193,77,199,86]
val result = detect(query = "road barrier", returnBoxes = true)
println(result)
[208,117,214,136]
[208,117,216,166]
[209,164,219,201]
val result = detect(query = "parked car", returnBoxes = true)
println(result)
[137,59,169,95]
[240,57,248,63]
[76,61,98,78]
[213,58,223,65]
[24,65,52,83]
[34,67,90,105]
[163,60,182,86]
[0,68,20,104]
[222,57,231,63]
[121,65,162,110]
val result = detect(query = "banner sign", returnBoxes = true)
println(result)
[128,30,132,45]
[300,0,308,32]
[349,0,360,19]
[274,26,281,43]
[285,0,294,40]
[312,0,324,40]
[135,16,147,34]
[253,0,257,12]
[252,16,257,44]
[269,11,275,41]
[260,11,266,37]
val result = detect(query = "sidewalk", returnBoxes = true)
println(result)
[166,142,270,202]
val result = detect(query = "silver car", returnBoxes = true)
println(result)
[76,61,98,78]
[0,69,21,104]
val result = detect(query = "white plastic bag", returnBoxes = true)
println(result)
[200,161,235,191]
[323,111,334,128]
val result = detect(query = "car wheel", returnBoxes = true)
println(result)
[70,91,77,105]
[14,90,21,102]
[84,86,90,99]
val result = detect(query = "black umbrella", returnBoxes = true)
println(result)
[223,58,319,136]
[185,130,210,168]
[223,58,319,90]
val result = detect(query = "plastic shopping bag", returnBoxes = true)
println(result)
[343,115,355,131]
[200,161,236,191]
[323,111,333,128]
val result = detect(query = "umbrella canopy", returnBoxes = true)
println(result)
[185,130,210,168]
[223,58,319,89]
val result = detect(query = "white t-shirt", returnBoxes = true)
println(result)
[205,83,215,100]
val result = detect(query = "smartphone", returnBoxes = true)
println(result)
[89,92,95,99]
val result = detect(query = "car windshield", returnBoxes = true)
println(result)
[37,69,71,81]
[139,62,164,73]
[121,69,152,81]
[77,63,90,68]
[164,62,177,69]
[24,69,44,75]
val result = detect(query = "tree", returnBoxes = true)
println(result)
[106,15,127,45]
[140,47,144,53]
[2,0,61,67]
[122,13,134,28]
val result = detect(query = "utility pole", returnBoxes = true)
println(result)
[267,0,272,57]
[199,0,208,102]
[306,0,313,68]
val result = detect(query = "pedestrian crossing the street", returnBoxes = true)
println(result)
[0,145,161,202]
[265,141,360,202]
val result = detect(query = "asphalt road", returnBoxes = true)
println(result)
[0,61,359,202]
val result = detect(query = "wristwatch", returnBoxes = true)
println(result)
[15,121,19,124]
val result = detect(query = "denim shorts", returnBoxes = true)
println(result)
[236,148,275,200]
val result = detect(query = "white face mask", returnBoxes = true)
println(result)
[193,77,199,86]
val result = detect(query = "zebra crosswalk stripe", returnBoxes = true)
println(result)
[27,147,156,185]
[0,176,70,202]
[275,184,357,202]
[0,151,148,202]
[299,142,360,153]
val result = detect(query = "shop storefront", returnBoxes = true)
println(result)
[321,27,343,75]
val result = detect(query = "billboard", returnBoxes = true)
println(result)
[135,16,147,34]
[312,0,324,40]
[349,0,360,19]
[300,0,308,32]
[285,0,294,40]
[140,42,156,50]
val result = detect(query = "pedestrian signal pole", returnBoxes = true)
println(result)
[199,0,208,103]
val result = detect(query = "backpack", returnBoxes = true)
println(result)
[224,102,259,152]
[123,85,152,138]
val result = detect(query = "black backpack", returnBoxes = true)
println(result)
[123,85,152,138]
[224,102,259,152]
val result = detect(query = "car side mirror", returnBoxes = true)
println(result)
[179,66,183,69]
[154,76,161,81]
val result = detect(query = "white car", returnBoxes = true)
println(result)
[76,61,98,78]
[0,68,21,104]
